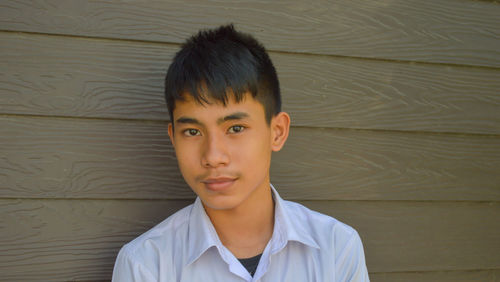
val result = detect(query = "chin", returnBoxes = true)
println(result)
[200,195,241,211]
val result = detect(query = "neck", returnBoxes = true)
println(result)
[204,184,275,259]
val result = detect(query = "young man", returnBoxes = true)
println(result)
[112,24,369,282]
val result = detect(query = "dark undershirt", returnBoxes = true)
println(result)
[238,253,262,277]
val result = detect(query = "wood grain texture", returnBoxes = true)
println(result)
[274,127,500,201]
[0,32,169,121]
[275,53,500,134]
[0,116,191,199]
[370,269,500,282]
[1,33,499,134]
[1,199,498,280]
[301,201,500,273]
[1,116,499,201]
[0,0,499,67]
[0,199,192,281]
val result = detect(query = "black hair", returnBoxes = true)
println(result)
[164,24,281,124]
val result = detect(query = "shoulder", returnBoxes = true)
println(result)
[115,204,193,270]
[283,199,357,234]
[112,204,195,281]
[282,200,361,254]
[279,199,370,280]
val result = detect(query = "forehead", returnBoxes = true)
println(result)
[172,93,265,121]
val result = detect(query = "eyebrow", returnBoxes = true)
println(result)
[176,117,201,125]
[217,112,249,124]
[175,112,249,126]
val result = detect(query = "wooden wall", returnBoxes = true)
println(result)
[1,0,499,281]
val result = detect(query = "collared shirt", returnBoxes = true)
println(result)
[112,185,370,282]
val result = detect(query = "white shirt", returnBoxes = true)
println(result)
[112,185,369,281]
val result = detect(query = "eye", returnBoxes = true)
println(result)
[183,128,201,136]
[228,125,245,134]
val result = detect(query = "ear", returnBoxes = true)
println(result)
[270,112,290,152]
[168,122,175,148]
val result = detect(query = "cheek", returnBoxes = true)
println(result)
[174,143,199,175]
[233,136,272,169]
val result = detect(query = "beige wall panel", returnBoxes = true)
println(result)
[2,33,499,134]
[1,199,498,280]
[370,269,500,282]
[302,201,500,273]
[0,199,191,281]
[274,127,500,201]
[274,54,500,134]
[1,0,499,67]
[0,33,169,121]
[0,116,191,199]
[1,116,499,201]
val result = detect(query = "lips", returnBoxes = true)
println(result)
[201,177,237,191]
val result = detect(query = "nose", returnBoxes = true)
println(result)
[201,132,229,168]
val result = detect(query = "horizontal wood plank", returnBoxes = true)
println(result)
[0,33,169,121]
[0,0,499,67]
[1,116,499,201]
[303,201,500,273]
[0,199,191,281]
[370,269,500,282]
[275,127,500,201]
[0,116,191,200]
[1,33,499,134]
[0,199,498,280]
[275,53,500,134]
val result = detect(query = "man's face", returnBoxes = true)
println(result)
[168,93,289,211]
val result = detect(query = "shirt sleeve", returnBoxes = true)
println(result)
[112,246,157,282]
[335,230,370,282]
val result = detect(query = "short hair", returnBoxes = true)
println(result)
[164,24,281,124]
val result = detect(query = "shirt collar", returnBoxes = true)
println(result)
[186,197,225,265]
[186,184,320,265]
[270,184,320,251]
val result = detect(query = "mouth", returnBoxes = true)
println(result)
[201,177,237,192]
